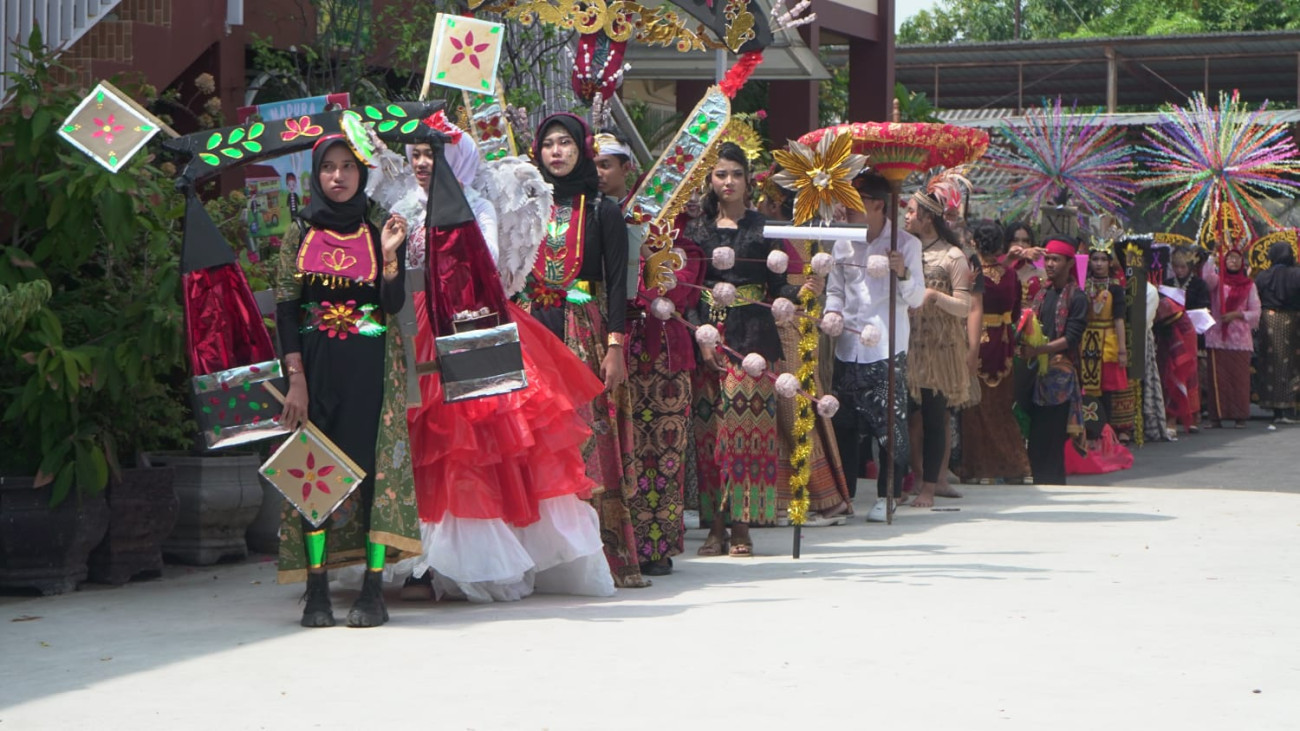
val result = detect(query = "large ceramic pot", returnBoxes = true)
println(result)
[0,476,111,595]
[145,451,262,566]
[87,466,179,585]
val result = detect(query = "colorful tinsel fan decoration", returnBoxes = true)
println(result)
[1140,90,1300,247]
[772,131,867,225]
[987,98,1138,222]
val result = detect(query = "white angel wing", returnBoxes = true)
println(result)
[472,156,553,297]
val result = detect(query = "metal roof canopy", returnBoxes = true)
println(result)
[896,30,1300,112]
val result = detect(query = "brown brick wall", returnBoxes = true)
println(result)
[118,0,172,27]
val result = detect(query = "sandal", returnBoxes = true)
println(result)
[728,542,753,558]
[697,533,729,557]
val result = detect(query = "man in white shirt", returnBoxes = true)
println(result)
[821,172,926,522]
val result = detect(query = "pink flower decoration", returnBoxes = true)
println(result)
[450,31,491,70]
[92,114,125,145]
[288,450,336,500]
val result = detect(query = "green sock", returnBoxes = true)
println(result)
[366,540,385,572]
[305,529,327,569]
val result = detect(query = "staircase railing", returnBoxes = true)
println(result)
[1,0,125,105]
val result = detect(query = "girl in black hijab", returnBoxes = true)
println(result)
[527,113,644,588]
[274,136,421,628]
[1254,241,1300,422]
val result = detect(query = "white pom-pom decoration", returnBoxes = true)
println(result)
[741,353,767,378]
[650,297,676,321]
[774,373,800,399]
[832,239,854,261]
[712,246,736,270]
[817,395,841,418]
[771,297,796,325]
[819,311,845,337]
[859,322,882,348]
[695,324,720,347]
[712,282,737,307]
[866,254,891,279]
[767,249,790,274]
[811,252,833,276]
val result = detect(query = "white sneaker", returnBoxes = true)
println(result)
[866,498,888,523]
[683,509,701,530]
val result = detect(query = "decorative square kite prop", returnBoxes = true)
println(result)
[424,14,504,95]
[260,424,367,528]
[58,81,166,173]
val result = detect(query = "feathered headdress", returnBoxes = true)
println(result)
[913,165,973,218]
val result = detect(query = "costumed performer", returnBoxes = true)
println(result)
[1080,238,1130,442]
[902,179,973,508]
[824,171,923,523]
[688,142,807,556]
[956,219,1031,484]
[1202,245,1260,428]
[275,135,422,628]
[381,121,614,602]
[525,113,646,588]
[1020,238,1088,485]
[1253,241,1300,424]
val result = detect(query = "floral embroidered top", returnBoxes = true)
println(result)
[1202,257,1261,352]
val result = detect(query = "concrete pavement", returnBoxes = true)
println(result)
[2,422,1298,730]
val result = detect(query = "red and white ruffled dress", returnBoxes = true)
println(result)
[400,217,614,601]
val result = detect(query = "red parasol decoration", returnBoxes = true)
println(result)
[798,121,989,191]
[794,119,988,524]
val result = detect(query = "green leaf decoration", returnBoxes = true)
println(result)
[248,122,265,139]
[220,147,244,159]
[377,120,398,133]
[436,71,447,80]
[138,124,155,132]
[243,140,263,153]
[228,397,237,408]
[399,119,420,135]
[95,89,105,104]
[364,106,383,121]
[199,152,220,166]
[229,127,246,144]
[447,18,456,28]
[213,425,222,434]
[108,154,118,167]
[299,433,308,444]
[242,382,252,392]
[264,468,277,476]
[386,104,407,118]
[490,26,501,34]
[62,124,77,133]
[206,132,222,150]
[481,79,491,90]
[201,406,213,414]
[249,402,261,411]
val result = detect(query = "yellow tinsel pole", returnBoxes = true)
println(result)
[788,258,820,529]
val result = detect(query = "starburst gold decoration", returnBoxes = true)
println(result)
[719,119,763,162]
[772,131,867,225]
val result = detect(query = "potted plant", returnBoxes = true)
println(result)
[0,32,190,592]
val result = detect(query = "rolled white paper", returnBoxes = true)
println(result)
[650,297,676,321]
[767,249,790,274]
[866,254,891,279]
[711,246,736,270]
[771,297,796,325]
[741,353,767,378]
[819,311,845,337]
[859,322,882,348]
[811,252,833,276]
[774,372,800,399]
[712,281,737,307]
[816,395,840,418]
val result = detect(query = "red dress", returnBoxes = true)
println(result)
[406,222,605,526]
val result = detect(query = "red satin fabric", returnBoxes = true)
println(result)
[408,299,605,526]
[184,264,276,376]
[425,223,510,337]
[1066,424,1134,475]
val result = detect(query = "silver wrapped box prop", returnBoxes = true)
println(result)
[420,322,527,403]
[191,359,293,449]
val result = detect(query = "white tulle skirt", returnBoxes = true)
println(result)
[335,495,615,602]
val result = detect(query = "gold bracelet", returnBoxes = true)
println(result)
[285,363,303,376]
[606,332,625,348]
[383,259,399,275]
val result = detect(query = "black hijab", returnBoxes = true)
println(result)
[299,136,370,233]
[533,113,599,201]
[1257,241,1300,309]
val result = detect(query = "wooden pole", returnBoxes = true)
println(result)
[886,186,899,525]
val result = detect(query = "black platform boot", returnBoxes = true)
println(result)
[300,572,335,628]
[347,570,389,628]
